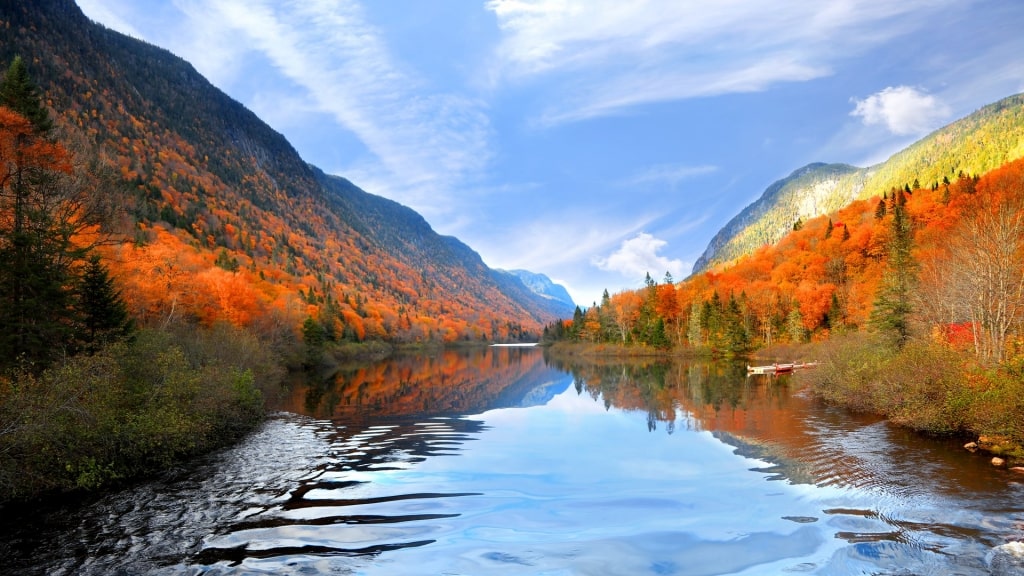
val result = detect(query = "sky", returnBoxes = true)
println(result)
[76,0,1024,307]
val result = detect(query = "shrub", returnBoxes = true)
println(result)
[800,332,1024,443]
[0,325,283,501]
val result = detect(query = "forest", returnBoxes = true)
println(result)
[0,0,568,501]
[0,0,562,356]
[545,158,1024,450]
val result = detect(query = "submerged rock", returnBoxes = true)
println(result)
[965,441,979,451]
[990,542,1024,576]
[993,457,1007,467]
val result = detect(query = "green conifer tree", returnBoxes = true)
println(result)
[0,56,53,136]
[77,254,133,352]
[869,196,916,347]
[0,59,83,372]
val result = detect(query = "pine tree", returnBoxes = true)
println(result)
[0,61,80,372]
[686,300,703,347]
[875,199,887,220]
[301,316,326,367]
[0,56,53,136]
[869,196,916,347]
[77,254,133,352]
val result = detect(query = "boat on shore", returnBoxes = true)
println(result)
[747,361,819,375]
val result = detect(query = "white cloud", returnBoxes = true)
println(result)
[168,0,491,214]
[486,0,959,126]
[593,233,686,282]
[850,86,952,135]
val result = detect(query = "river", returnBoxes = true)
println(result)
[1,345,1022,575]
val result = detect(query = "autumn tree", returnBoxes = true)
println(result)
[0,59,113,371]
[931,164,1024,363]
[0,105,78,371]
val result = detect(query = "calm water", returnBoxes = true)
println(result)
[2,346,1023,575]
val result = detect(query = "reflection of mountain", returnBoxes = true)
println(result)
[275,347,570,421]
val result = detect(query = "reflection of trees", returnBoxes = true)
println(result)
[544,351,793,436]
[278,347,566,420]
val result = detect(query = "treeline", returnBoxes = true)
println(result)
[545,159,1024,366]
[0,59,279,501]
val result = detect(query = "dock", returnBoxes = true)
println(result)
[746,361,819,375]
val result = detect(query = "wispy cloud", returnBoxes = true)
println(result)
[487,0,959,126]
[619,163,718,189]
[593,233,686,282]
[473,211,655,272]
[77,0,146,38]
[850,86,952,136]
[169,0,492,215]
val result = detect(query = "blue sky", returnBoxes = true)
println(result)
[77,0,1024,306]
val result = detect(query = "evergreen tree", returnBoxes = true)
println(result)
[301,316,325,367]
[0,62,84,372]
[724,294,750,354]
[598,289,615,341]
[77,254,133,352]
[649,318,669,349]
[687,300,703,347]
[875,199,887,220]
[869,196,916,347]
[787,305,806,343]
[825,293,843,332]
[570,306,585,340]
[0,56,53,136]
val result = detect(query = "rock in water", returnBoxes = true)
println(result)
[990,542,1024,576]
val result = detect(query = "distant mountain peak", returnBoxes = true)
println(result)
[500,270,575,310]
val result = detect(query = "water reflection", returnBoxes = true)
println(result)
[278,346,570,421]
[2,347,1023,575]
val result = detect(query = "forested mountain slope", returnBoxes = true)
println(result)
[694,93,1024,273]
[0,0,568,341]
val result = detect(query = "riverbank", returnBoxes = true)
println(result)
[0,324,285,502]
[547,336,1024,465]
[794,332,1024,464]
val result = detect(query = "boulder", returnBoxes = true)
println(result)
[989,542,1024,576]
[993,457,1007,467]
[965,442,979,451]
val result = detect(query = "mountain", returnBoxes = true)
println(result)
[693,163,861,273]
[693,93,1024,274]
[0,0,562,340]
[500,270,575,312]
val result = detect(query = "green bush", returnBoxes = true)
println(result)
[0,325,283,501]
[800,332,1024,445]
